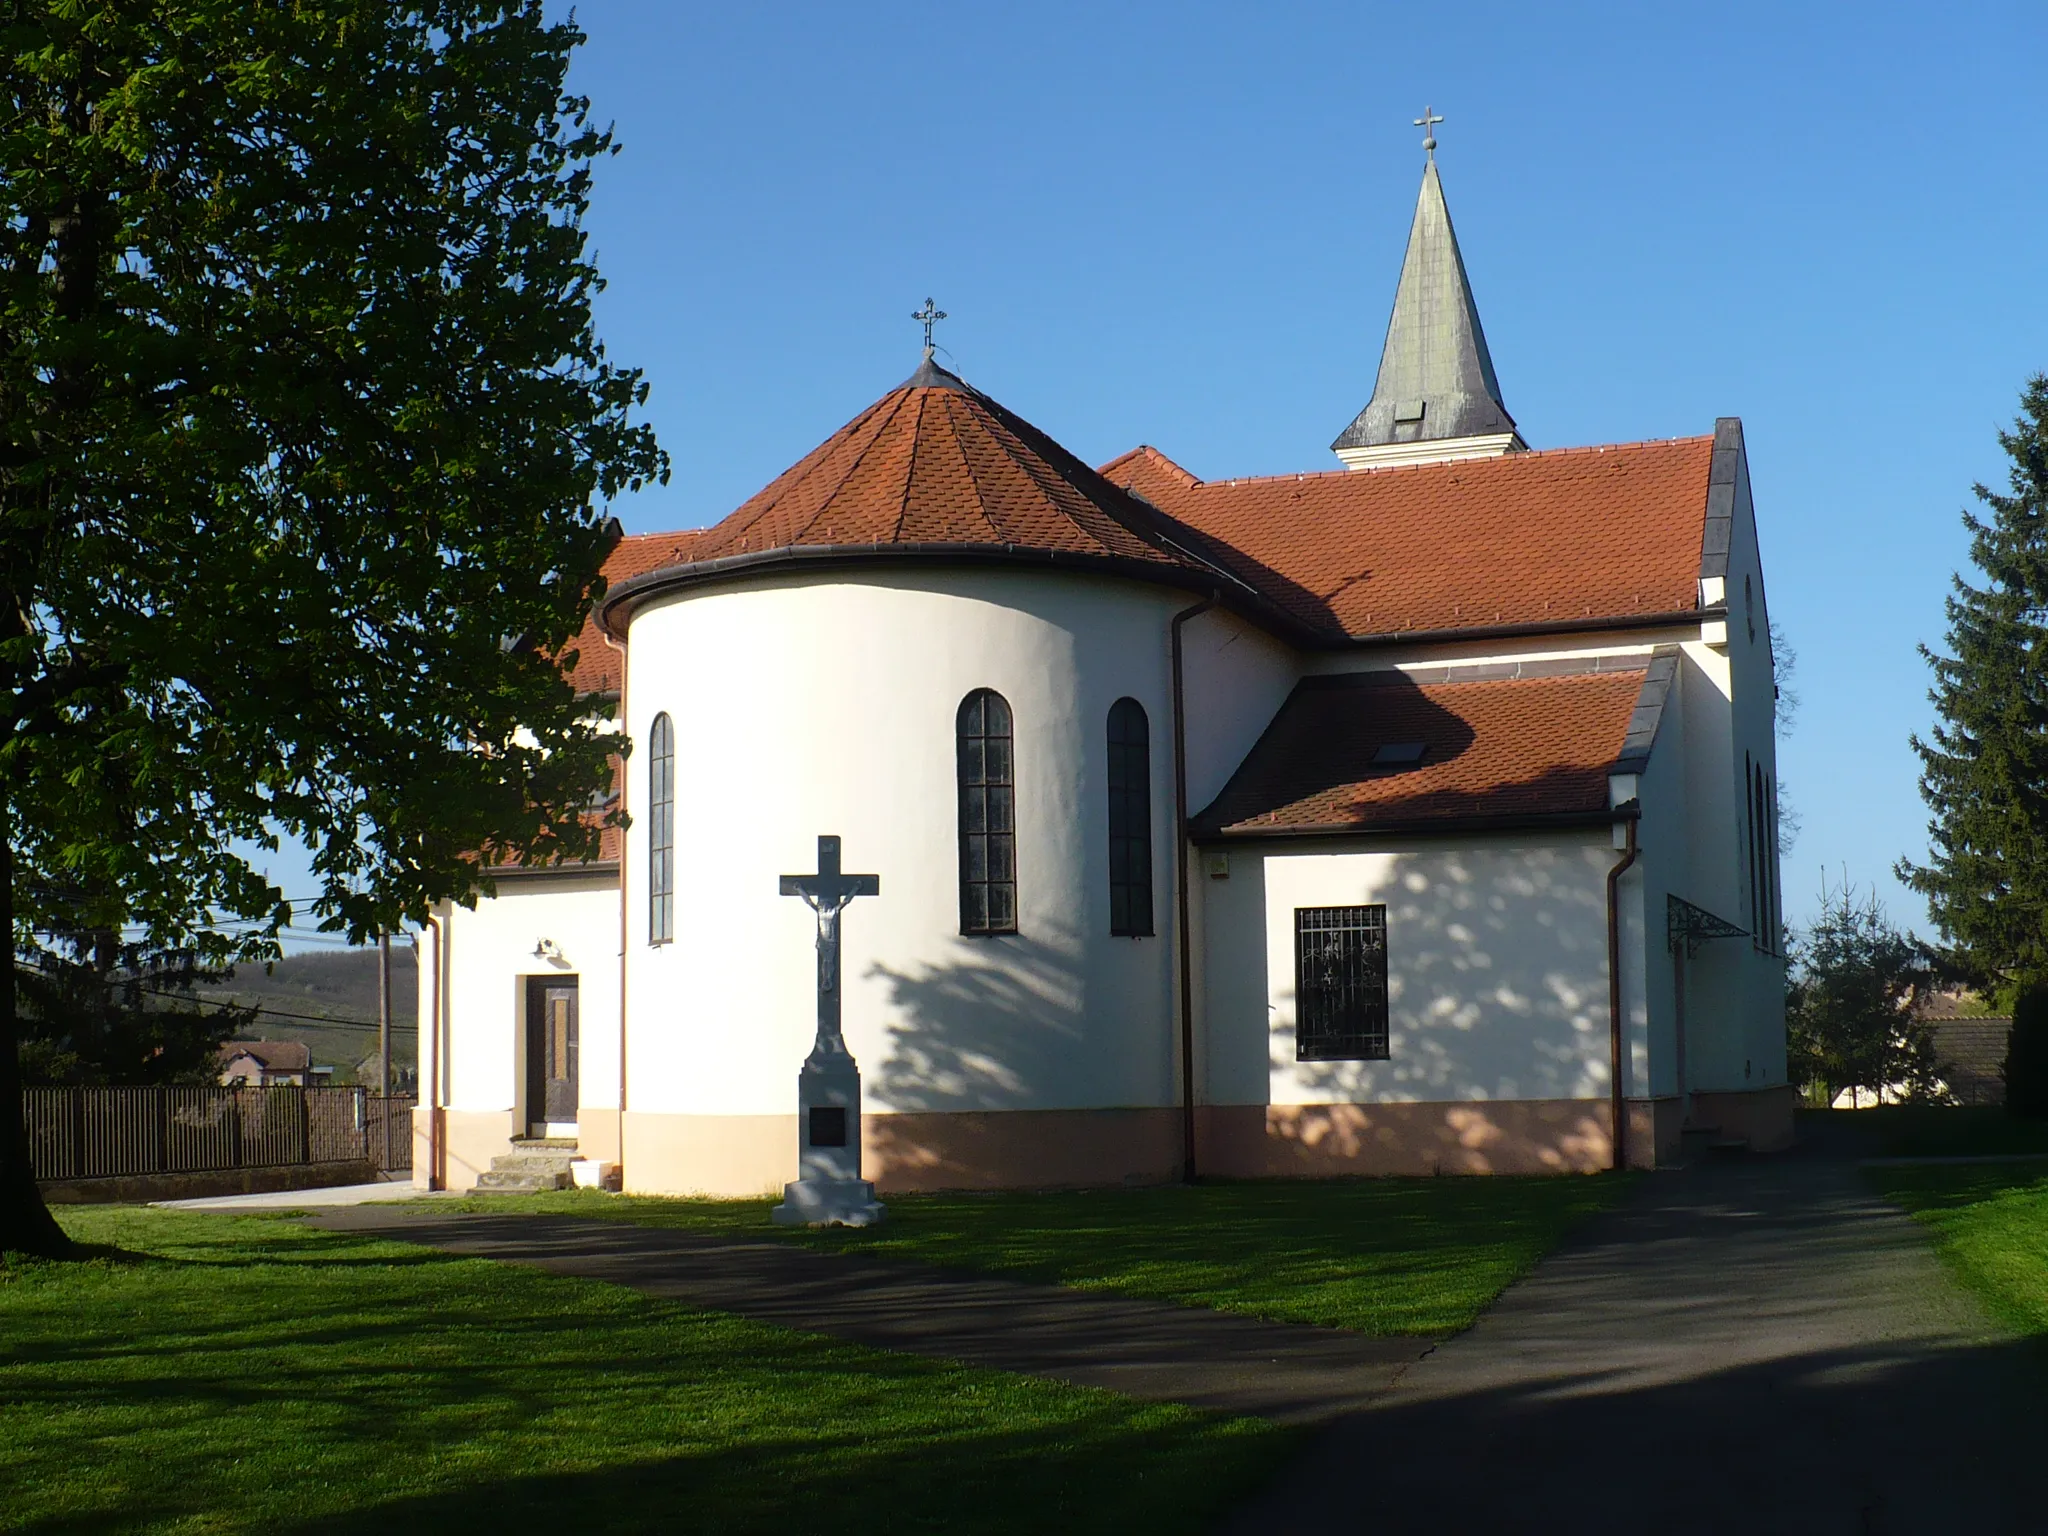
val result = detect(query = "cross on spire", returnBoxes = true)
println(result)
[912,297,947,358]
[1414,105,1444,157]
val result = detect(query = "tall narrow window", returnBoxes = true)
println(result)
[958,689,1017,935]
[1106,698,1153,936]
[1744,749,1758,939]
[648,712,675,945]
[1295,906,1390,1061]
[1761,765,1777,958]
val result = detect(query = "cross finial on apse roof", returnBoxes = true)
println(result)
[912,297,947,358]
[1414,105,1444,157]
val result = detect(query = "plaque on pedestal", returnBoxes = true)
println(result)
[771,835,886,1228]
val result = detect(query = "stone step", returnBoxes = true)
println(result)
[511,1137,579,1151]
[473,1167,573,1193]
[494,1147,579,1167]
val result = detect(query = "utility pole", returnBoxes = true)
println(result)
[377,929,393,1171]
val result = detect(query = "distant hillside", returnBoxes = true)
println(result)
[201,946,419,1085]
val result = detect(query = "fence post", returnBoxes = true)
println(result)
[296,1085,311,1165]
[229,1086,244,1168]
[155,1086,170,1173]
[69,1088,87,1180]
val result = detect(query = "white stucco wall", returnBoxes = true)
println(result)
[1179,607,1299,811]
[433,875,621,1120]
[621,567,1197,1120]
[1201,832,1616,1106]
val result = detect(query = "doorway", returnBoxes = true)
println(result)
[525,976,579,1137]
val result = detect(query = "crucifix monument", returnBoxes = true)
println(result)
[770,834,887,1227]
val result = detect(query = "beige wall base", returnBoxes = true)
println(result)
[623,1112,792,1197]
[869,1108,1183,1192]
[576,1107,623,1167]
[1691,1086,1797,1152]
[1198,1100,1615,1177]
[1627,1097,1687,1170]
[618,1107,1187,1197]
[614,1097,1716,1195]
[413,1107,518,1192]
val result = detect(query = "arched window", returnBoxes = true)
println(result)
[1107,698,1153,936]
[648,712,675,945]
[957,689,1016,935]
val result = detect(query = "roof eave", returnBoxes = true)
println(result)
[596,542,1324,647]
[1323,605,1720,651]
[1192,805,1639,845]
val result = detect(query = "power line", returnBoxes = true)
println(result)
[135,984,419,1034]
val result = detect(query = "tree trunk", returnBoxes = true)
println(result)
[0,808,76,1256]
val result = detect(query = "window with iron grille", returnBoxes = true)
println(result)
[1294,905,1389,1061]
[648,712,675,944]
[1106,698,1153,936]
[958,689,1017,934]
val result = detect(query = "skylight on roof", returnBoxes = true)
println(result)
[1372,742,1427,765]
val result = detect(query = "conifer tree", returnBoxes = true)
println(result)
[1901,376,2048,991]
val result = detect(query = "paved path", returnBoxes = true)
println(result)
[311,1159,2045,1533]
[1220,1157,2041,1535]
[156,1180,447,1212]
[308,1206,1426,1423]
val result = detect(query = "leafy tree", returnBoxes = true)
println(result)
[1900,376,2048,991]
[1,4,665,1254]
[1771,621,1801,859]
[1786,877,1943,1107]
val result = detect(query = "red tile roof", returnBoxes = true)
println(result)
[685,359,1198,570]
[1193,667,1648,838]
[564,531,705,694]
[1100,437,1716,640]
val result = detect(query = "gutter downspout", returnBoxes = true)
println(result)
[1606,815,1640,1173]
[605,629,630,1178]
[1171,593,1219,1184]
[423,911,445,1190]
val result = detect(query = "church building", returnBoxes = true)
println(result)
[414,140,1791,1195]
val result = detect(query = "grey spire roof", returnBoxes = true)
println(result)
[1331,159,1517,453]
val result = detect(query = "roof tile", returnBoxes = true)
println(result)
[1195,668,1647,837]
[1102,437,1715,638]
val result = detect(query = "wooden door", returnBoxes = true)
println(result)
[525,978,580,1130]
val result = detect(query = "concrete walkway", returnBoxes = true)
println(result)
[307,1206,1426,1423]
[309,1159,2044,1533]
[1220,1157,2041,1535]
[155,1180,446,1212]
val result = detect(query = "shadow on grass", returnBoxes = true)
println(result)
[1216,1337,2048,1534]
[256,1412,1282,1536]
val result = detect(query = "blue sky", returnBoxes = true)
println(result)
[546,0,2047,943]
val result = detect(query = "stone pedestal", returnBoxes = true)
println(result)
[770,1042,886,1227]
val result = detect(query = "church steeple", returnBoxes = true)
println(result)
[1332,117,1524,470]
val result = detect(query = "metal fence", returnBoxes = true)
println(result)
[23,1085,417,1183]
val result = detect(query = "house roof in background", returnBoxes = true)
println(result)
[218,1039,312,1072]
[1192,663,1652,839]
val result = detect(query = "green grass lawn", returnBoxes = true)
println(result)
[1,1207,1288,1535]
[432,1175,1631,1336]
[1804,1106,2048,1159]
[1871,1163,2048,1339]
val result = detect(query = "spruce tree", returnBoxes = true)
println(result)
[1901,376,2048,989]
